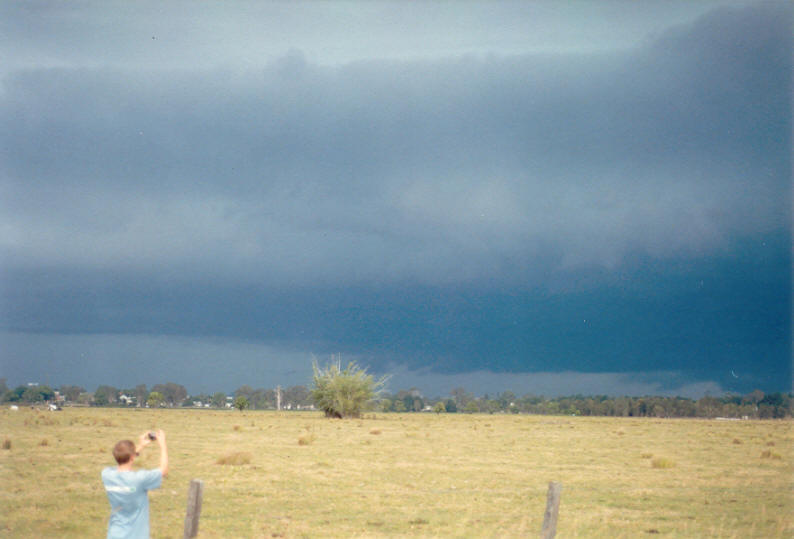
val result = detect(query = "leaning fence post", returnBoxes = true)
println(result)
[183,479,204,539]
[540,481,562,539]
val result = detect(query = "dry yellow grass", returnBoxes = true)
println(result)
[0,407,791,537]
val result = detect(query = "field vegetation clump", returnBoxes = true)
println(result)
[216,451,252,466]
[651,457,676,469]
[310,360,387,418]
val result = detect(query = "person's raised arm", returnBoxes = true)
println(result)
[156,429,168,477]
[135,432,152,454]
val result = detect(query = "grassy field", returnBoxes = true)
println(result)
[1,407,791,538]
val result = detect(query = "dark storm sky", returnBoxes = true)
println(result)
[0,1,790,397]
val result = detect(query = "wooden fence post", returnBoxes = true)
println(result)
[183,479,204,539]
[540,481,562,539]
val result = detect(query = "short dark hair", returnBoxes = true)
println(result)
[112,440,136,464]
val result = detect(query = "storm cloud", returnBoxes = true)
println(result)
[1,2,790,395]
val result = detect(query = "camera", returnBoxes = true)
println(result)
[147,432,156,441]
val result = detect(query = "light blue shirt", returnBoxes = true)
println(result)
[101,467,163,539]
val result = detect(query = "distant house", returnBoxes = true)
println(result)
[119,394,135,406]
[295,404,315,411]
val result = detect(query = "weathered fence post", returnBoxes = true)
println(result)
[183,479,204,539]
[540,481,562,539]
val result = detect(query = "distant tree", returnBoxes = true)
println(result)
[59,385,85,402]
[444,398,457,413]
[758,393,789,418]
[23,386,43,402]
[463,401,480,414]
[147,391,165,408]
[13,385,55,403]
[93,391,107,406]
[151,383,187,407]
[182,394,200,407]
[496,391,517,412]
[393,400,406,413]
[250,388,274,409]
[379,399,393,413]
[743,389,765,406]
[94,385,118,406]
[696,396,720,418]
[612,397,630,417]
[310,360,388,418]
[402,394,423,412]
[211,392,227,408]
[234,396,249,412]
[673,398,696,417]
[433,401,446,414]
[451,387,474,407]
[235,385,255,402]
[283,385,310,409]
[134,385,148,407]
[40,385,55,401]
[651,404,666,418]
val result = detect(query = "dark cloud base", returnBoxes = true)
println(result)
[3,233,788,393]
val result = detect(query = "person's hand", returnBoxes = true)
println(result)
[136,432,152,453]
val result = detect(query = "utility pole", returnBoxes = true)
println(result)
[276,385,281,411]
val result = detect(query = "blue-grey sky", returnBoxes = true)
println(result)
[1,1,790,397]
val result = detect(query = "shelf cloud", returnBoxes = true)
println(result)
[1,2,790,395]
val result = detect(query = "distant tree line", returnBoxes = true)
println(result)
[0,377,790,419]
[375,387,793,419]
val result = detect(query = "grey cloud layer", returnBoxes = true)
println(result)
[0,1,749,69]
[1,3,790,393]
[2,3,789,288]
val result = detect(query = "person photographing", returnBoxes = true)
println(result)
[102,430,168,538]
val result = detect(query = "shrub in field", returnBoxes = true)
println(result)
[310,360,388,418]
[297,432,316,445]
[651,457,676,469]
[39,439,49,446]
[234,396,249,412]
[2,438,10,450]
[760,450,782,459]
[216,452,252,465]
